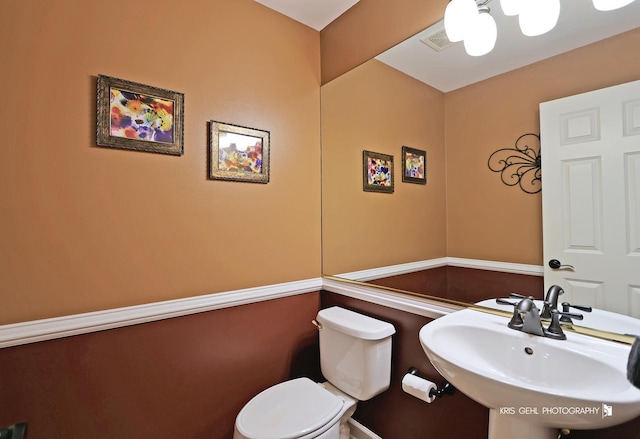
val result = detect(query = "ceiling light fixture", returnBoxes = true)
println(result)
[446,0,637,57]
[499,0,520,16]
[444,0,478,42]
[463,6,498,56]
[518,0,560,37]
[592,0,636,11]
[445,0,496,56]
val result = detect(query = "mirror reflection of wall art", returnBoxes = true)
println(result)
[401,146,427,185]
[209,121,270,183]
[96,75,184,155]
[363,150,394,193]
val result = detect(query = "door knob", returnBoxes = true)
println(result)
[548,259,574,270]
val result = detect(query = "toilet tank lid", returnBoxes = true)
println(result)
[316,307,396,340]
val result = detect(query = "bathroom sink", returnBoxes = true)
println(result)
[419,309,640,438]
[476,298,640,336]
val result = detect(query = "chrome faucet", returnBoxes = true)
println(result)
[515,297,545,336]
[541,285,564,318]
[496,296,584,340]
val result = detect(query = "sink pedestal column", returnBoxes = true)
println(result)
[489,409,558,439]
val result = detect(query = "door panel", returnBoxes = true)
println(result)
[562,157,602,252]
[541,80,640,318]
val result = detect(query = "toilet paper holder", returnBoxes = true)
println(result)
[407,367,455,399]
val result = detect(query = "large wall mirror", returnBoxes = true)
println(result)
[321,1,640,338]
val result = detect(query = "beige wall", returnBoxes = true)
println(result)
[446,28,640,265]
[0,0,321,324]
[322,60,447,274]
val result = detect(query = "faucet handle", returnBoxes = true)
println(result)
[561,301,592,312]
[560,302,592,323]
[546,309,584,340]
[515,296,537,312]
[509,292,527,299]
[495,298,524,329]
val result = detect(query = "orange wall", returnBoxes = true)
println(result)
[0,0,321,324]
[320,0,447,84]
[321,60,447,274]
[445,28,640,265]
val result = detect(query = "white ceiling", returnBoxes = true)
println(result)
[376,0,640,91]
[256,0,640,92]
[254,0,359,31]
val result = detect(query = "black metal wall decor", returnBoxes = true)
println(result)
[488,133,541,194]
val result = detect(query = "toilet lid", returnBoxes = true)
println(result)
[236,377,344,439]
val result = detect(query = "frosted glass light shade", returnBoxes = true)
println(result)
[464,10,497,56]
[500,0,522,16]
[592,0,635,11]
[444,0,479,42]
[519,0,560,36]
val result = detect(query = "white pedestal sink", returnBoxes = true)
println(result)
[419,308,640,439]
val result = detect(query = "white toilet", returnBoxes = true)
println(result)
[234,306,396,439]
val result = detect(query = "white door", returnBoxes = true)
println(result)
[540,80,640,318]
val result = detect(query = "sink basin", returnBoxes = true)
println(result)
[419,309,640,438]
[476,298,640,336]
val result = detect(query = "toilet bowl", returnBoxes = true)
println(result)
[233,307,395,439]
[233,378,357,439]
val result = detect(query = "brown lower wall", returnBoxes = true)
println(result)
[368,266,544,303]
[0,293,322,439]
[2,284,640,438]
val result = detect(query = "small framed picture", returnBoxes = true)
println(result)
[402,146,427,185]
[96,75,184,155]
[363,150,394,193]
[209,120,270,183]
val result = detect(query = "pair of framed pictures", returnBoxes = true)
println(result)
[96,74,270,184]
[363,146,427,193]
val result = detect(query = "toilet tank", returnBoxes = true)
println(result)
[316,307,396,401]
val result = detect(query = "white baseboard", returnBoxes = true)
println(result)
[349,418,383,439]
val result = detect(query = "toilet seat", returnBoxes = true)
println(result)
[235,377,344,439]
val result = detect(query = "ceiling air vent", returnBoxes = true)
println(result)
[420,28,455,52]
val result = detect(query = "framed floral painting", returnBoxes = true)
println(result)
[209,121,270,183]
[96,75,184,155]
[363,150,394,193]
[401,146,427,184]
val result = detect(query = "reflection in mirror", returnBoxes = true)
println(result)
[320,2,640,338]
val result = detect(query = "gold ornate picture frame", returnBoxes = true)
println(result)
[97,75,184,155]
[209,120,270,184]
[363,150,394,193]
[401,146,427,185]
